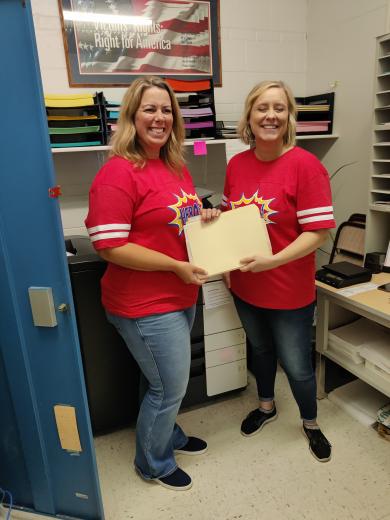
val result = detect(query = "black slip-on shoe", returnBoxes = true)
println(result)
[241,407,278,437]
[175,436,208,455]
[302,425,332,462]
[156,467,193,491]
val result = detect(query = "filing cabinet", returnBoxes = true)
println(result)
[203,281,247,396]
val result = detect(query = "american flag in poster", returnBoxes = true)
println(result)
[68,0,213,76]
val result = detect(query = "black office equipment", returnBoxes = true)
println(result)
[315,261,372,288]
[66,235,212,433]
[365,251,387,273]
[66,236,140,435]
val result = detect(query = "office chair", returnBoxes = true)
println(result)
[329,214,366,266]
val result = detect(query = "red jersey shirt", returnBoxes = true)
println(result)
[85,156,202,317]
[222,146,336,309]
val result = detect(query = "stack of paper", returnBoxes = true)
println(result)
[360,337,390,378]
[45,92,106,148]
[328,379,389,427]
[328,318,389,364]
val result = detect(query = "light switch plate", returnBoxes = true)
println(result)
[28,287,57,327]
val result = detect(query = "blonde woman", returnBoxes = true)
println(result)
[85,77,219,490]
[222,80,335,462]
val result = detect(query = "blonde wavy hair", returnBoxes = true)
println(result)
[238,80,297,148]
[109,76,185,174]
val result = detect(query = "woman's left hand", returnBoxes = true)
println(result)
[200,207,221,222]
[239,255,280,273]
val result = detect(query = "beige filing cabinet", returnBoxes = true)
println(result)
[203,278,247,396]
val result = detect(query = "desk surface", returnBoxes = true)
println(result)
[316,272,390,320]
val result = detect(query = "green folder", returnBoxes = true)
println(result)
[51,141,102,148]
[49,126,100,135]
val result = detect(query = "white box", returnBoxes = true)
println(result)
[205,328,246,352]
[203,302,242,335]
[205,343,246,368]
[206,359,247,396]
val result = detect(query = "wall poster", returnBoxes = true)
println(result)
[58,0,221,86]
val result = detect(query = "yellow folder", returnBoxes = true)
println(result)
[45,94,95,108]
[184,204,272,276]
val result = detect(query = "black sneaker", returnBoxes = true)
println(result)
[175,436,208,455]
[302,426,332,462]
[156,467,193,491]
[241,407,278,437]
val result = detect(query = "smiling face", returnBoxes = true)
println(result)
[135,86,174,159]
[249,87,289,147]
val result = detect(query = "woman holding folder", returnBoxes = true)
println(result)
[85,77,219,490]
[222,80,335,462]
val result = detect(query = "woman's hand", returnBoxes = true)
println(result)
[200,207,221,222]
[174,261,208,285]
[239,255,280,273]
[240,230,329,273]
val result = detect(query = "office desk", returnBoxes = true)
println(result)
[315,273,390,399]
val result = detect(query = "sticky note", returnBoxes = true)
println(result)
[194,141,207,156]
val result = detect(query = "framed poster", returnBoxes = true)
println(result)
[58,0,221,87]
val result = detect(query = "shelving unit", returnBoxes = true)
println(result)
[314,41,390,400]
[51,134,339,154]
[366,33,390,253]
[315,273,390,399]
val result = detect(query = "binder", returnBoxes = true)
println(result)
[184,204,272,276]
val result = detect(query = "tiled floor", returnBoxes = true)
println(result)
[94,371,390,520]
[4,372,388,520]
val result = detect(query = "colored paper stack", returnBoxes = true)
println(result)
[45,92,107,148]
[166,78,217,140]
[105,100,121,139]
[295,92,335,136]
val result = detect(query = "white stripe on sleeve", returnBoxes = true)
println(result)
[87,223,131,234]
[90,232,129,242]
[296,206,333,217]
[298,214,334,224]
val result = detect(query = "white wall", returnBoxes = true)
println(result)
[31,0,308,119]
[30,0,389,246]
[31,0,309,236]
[215,0,307,120]
[306,0,388,261]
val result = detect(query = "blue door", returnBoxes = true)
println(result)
[0,2,104,518]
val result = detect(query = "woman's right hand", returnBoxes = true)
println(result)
[174,261,208,285]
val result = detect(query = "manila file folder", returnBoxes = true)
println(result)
[184,204,272,276]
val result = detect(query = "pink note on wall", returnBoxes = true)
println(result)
[193,141,207,156]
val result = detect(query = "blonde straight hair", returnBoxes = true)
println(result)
[238,80,297,148]
[110,76,185,174]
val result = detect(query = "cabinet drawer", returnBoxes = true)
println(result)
[206,359,247,396]
[203,302,242,335]
[205,343,246,368]
[205,328,245,352]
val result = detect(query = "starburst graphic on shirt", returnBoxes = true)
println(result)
[168,190,202,235]
[230,191,278,224]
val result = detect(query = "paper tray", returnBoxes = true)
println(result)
[184,205,272,277]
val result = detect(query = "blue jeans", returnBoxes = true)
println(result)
[106,306,196,479]
[233,296,317,421]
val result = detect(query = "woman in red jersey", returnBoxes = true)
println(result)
[222,80,335,463]
[86,77,219,490]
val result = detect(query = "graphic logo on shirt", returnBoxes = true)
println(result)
[230,191,278,224]
[168,190,202,235]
